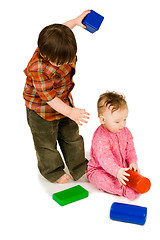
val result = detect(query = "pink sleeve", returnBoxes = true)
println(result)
[94,136,121,177]
[125,128,138,165]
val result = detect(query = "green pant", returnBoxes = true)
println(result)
[26,108,88,182]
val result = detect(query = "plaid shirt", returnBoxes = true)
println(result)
[23,48,76,121]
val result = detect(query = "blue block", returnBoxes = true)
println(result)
[82,10,104,33]
[110,202,147,225]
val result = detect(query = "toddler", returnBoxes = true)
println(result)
[23,11,90,184]
[87,91,139,200]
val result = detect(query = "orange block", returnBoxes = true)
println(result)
[126,170,151,194]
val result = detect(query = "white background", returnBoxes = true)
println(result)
[1,0,160,239]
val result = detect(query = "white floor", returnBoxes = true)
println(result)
[1,136,158,239]
[1,0,160,239]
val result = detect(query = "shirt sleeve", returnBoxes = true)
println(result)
[125,128,138,165]
[93,137,121,177]
[29,71,57,102]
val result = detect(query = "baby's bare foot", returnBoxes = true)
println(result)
[56,174,71,184]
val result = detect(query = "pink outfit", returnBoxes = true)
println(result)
[87,125,139,200]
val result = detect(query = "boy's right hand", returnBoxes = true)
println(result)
[117,168,130,185]
[74,10,91,28]
[69,108,90,126]
[63,10,91,29]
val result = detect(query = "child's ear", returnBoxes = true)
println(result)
[99,115,105,124]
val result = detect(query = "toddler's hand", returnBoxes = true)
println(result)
[129,163,140,173]
[117,168,130,185]
[69,108,90,126]
[74,10,91,28]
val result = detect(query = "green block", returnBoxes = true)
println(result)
[52,185,89,206]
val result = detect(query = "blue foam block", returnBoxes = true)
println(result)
[110,202,147,225]
[82,10,104,33]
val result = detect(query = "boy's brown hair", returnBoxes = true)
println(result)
[97,91,127,116]
[38,24,77,65]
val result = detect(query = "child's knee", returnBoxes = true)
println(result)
[124,186,139,200]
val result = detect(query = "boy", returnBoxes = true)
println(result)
[23,11,90,184]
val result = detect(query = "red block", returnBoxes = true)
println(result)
[126,170,151,194]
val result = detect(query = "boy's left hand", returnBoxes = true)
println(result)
[129,163,140,172]
[74,10,91,28]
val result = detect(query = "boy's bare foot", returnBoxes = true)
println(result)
[56,174,71,184]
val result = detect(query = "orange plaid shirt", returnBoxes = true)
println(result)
[23,48,76,121]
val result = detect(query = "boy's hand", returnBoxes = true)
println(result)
[64,10,90,29]
[129,163,140,173]
[117,168,130,185]
[69,108,90,126]
[74,10,91,28]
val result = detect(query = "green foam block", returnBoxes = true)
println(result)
[52,185,89,206]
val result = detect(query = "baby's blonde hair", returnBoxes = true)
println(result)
[97,91,127,117]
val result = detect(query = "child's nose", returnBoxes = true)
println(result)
[120,121,125,128]
[123,121,126,127]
